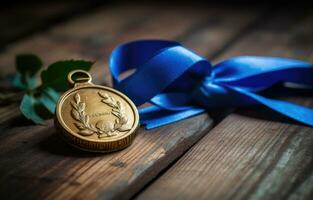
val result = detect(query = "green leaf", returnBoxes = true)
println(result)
[15,56,93,124]
[11,54,42,91]
[16,54,43,76]
[41,60,94,91]
[39,87,60,113]
[39,94,56,114]
[20,94,46,124]
[11,72,27,90]
[11,72,37,90]
[43,87,60,102]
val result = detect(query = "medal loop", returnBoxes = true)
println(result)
[67,70,92,86]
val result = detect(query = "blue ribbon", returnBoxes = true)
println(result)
[109,40,313,129]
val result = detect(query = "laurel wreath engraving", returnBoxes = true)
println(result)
[71,92,130,138]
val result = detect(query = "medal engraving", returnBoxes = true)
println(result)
[70,92,130,138]
[55,70,139,152]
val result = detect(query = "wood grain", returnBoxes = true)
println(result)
[0,5,262,200]
[0,0,104,48]
[136,9,313,200]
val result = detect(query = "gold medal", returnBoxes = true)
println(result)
[55,70,139,152]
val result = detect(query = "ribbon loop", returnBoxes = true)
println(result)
[214,56,313,91]
[109,40,313,129]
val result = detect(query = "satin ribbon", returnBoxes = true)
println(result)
[109,40,313,129]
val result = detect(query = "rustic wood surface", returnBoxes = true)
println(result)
[0,0,104,48]
[0,2,312,200]
[0,3,265,200]
[136,8,313,200]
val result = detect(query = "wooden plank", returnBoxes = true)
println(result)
[0,5,263,200]
[136,9,313,200]
[0,0,104,48]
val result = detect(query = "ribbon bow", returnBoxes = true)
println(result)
[109,40,313,129]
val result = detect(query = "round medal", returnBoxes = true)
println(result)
[55,70,139,152]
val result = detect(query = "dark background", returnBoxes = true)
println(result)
[0,0,311,49]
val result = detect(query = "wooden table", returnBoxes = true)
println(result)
[0,2,312,200]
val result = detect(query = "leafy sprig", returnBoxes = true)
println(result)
[8,54,94,124]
